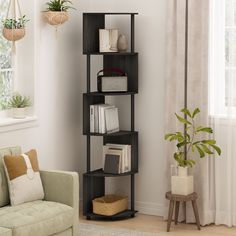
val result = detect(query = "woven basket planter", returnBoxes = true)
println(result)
[2,28,25,41]
[93,195,128,216]
[43,11,69,26]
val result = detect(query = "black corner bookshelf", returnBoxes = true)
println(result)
[82,12,139,221]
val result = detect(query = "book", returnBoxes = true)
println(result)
[90,105,95,133]
[103,144,131,173]
[105,107,119,134]
[104,154,121,174]
[98,104,115,134]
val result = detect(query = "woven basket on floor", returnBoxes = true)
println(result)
[93,195,128,216]
[2,28,25,41]
[43,11,69,26]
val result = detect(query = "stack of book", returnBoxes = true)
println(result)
[90,104,119,134]
[103,144,131,174]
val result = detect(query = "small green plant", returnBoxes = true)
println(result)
[165,108,221,168]
[46,0,75,11]
[8,93,31,108]
[2,15,29,29]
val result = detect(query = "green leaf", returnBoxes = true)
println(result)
[196,145,205,158]
[164,133,175,140]
[181,108,192,118]
[202,139,216,145]
[175,113,192,125]
[209,144,221,155]
[200,144,213,154]
[196,127,213,133]
[192,108,200,118]
[177,141,190,149]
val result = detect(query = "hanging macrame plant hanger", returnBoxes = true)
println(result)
[3,0,25,52]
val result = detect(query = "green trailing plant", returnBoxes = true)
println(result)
[8,93,31,108]
[165,108,221,168]
[2,15,29,29]
[46,0,75,11]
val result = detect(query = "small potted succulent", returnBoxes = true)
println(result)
[8,93,31,119]
[2,15,29,41]
[165,108,221,195]
[43,0,75,26]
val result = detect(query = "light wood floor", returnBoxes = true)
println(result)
[80,213,236,236]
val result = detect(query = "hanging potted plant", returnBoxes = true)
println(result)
[165,108,221,195]
[43,0,75,26]
[2,15,29,41]
[8,93,31,119]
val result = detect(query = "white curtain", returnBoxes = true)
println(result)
[165,0,236,226]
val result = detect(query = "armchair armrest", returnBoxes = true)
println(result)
[40,170,79,211]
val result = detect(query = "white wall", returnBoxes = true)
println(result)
[78,0,168,216]
[0,0,83,172]
[0,0,168,216]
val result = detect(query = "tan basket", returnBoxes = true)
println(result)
[93,194,128,216]
[43,11,69,26]
[2,28,25,41]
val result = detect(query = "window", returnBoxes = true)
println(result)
[0,0,14,110]
[210,0,236,116]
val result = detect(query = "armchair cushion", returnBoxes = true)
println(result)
[0,227,11,236]
[0,200,73,236]
[0,147,21,207]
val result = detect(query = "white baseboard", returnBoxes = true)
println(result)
[80,198,167,217]
[135,201,166,216]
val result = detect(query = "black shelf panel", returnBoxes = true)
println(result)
[83,52,138,56]
[86,210,138,221]
[84,12,138,15]
[84,131,138,137]
[85,92,137,96]
[84,168,137,177]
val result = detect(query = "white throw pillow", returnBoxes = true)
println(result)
[3,149,44,206]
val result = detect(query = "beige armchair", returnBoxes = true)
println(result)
[0,147,79,236]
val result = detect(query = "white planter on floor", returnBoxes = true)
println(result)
[171,166,194,195]
[13,108,26,119]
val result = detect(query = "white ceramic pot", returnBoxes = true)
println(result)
[178,166,188,177]
[117,34,128,52]
[13,108,26,119]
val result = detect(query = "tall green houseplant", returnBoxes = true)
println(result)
[165,108,221,168]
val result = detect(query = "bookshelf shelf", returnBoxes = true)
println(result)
[83,12,139,221]
[85,210,138,221]
[84,168,138,177]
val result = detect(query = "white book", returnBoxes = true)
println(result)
[98,104,115,134]
[105,107,119,134]
[90,105,95,133]
[94,105,100,133]
[105,144,131,173]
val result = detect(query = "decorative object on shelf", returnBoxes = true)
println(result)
[97,68,128,92]
[165,107,221,195]
[99,29,119,52]
[43,0,75,36]
[117,34,128,52]
[90,104,119,134]
[2,0,29,51]
[103,144,131,174]
[8,92,31,119]
[92,195,128,216]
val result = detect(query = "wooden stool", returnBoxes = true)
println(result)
[165,191,201,232]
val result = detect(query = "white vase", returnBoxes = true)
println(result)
[13,108,26,119]
[117,34,128,52]
[178,166,188,177]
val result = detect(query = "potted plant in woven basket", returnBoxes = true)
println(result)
[43,0,75,26]
[8,93,31,119]
[165,108,221,195]
[2,15,29,41]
